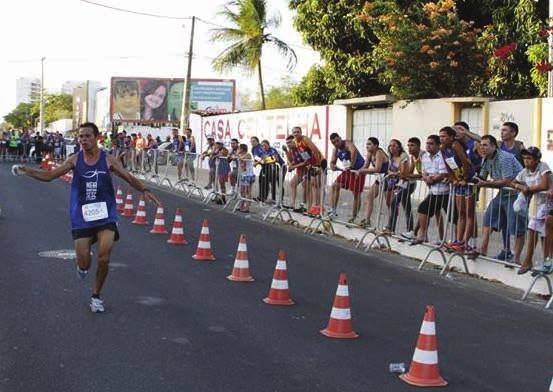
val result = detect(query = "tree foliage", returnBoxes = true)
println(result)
[290,65,336,105]
[211,0,297,109]
[3,103,36,129]
[477,0,546,98]
[290,0,387,103]
[291,0,550,101]
[3,93,72,129]
[361,0,487,99]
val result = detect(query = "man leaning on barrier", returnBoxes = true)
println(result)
[292,126,324,215]
[328,133,365,222]
[406,135,450,245]
[475,135,526,263]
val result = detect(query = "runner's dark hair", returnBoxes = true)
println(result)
[79,122,100,136]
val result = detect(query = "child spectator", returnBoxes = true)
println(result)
[512,147,552,274]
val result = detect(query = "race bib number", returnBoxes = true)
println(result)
[185,145,190,152]
[82,202,109,222]
[445,157,458,170]
[300,151,311,161]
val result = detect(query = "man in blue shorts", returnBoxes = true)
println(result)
[14,122,160,313]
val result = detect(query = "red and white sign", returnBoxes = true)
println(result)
[199,105,347,158]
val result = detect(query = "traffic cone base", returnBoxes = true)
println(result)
[320,273,358,339]
[193,220,215,261]
[399,305,447,387]
[399,371,447,387]
[227,235,254,282]
[263,296,294,305]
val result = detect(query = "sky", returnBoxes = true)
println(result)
[0,0,320,120]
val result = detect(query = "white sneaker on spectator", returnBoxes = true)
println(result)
[90,297,105,313]
[400,231,415,240]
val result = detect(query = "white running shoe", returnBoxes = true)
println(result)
[76,265,88,280]
[90,297,105,313]
[400,231,415,240]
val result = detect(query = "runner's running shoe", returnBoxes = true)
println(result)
[90,297,105,313]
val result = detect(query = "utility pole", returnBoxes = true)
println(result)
[180,16,195,133]
[39,57,45,134]
[549,0,553,97]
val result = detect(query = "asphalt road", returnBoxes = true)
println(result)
[1,161,553,392]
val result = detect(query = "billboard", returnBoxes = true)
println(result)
[110,77,235,123]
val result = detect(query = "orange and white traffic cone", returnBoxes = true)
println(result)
[121,192,134,217]
[167,208,187,245]
[132,196,149,225]
[399,305,448,387]
[150,205,168,234]
[192,219,215,261]
[115,188,124,212]
[320,272,358,339]
[263,250,294,305]
[227,234,254,282]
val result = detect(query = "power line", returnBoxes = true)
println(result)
[77,1,316,52]
[78,0,192,20]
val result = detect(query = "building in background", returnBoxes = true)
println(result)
[72,80,104,129]
[15,77,41,105]
[61,80,84,95]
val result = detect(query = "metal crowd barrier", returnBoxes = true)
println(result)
[131,147,553,308]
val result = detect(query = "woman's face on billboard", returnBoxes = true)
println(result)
[145,85,167,109]
[114,83,139,116]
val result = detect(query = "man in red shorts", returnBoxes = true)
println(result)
[328,133,366,222]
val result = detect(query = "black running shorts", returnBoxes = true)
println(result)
[72,223,120,244]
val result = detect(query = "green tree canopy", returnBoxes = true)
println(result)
[290,0,387,103]
[3,103,36,129]
[211,0,297,109]
[362,0,487,99]
[3,93,72,130]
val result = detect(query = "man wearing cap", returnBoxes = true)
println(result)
[512,147,553,274]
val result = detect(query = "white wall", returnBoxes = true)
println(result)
[200,105,347,158]
[541,98,553,167]
[391,99,454,142]
[488,99,536,145]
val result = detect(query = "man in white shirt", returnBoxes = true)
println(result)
[408,135,451,245]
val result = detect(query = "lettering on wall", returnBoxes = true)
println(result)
[492,112,516,132]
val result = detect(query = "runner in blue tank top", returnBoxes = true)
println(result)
[14,122,160,313]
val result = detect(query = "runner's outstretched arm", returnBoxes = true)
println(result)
[107,154,161,206]
[18,155,76,182]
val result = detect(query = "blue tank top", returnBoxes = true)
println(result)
[70,150,118,230]
[336,141,365,170]
[172,137,184,154]
[442,144,474,181]
[184,138,196,153]
[370,149,389,173]
[465,139,481,173]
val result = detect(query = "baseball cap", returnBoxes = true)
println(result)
[520,146,541,159]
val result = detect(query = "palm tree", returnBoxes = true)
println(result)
[210,0,297,110]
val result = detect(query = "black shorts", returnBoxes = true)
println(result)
[417,194,450,219]
[72,223,120,244]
